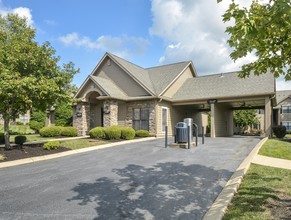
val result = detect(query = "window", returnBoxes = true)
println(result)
[161,107,168,132]
[282,106,291,114]
[133,108,149,131]
[282,121,291,131]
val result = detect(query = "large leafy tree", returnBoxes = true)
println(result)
[234,110,259,133]
[0,14,78,149]
[219,0,290,80]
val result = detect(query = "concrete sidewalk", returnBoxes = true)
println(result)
[252,154,291,170]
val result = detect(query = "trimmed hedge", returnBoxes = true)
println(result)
[43,141,60,150]
[15,135,27,145]
[89,127,105,139]
[273,125,286,138]
[135,130,150,137]
[61,127,78,137]
[104,126,121,140]
[121,127,135,140]
[0,133,4,144]
[29,120,45,132]
[39,126,62,137]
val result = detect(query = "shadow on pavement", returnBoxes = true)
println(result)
[68,161,232,220]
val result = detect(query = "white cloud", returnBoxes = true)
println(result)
[59,32,150,58]
[0,1,33,26]
[149,0,257,75]
[276,77,291,91]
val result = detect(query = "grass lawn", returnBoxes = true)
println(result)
[9,134,55,143]
[223,164,291,220]
[60,138,109,150]
[259,139,291,160]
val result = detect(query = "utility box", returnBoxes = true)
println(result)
[175,122,188,143]
[184,118,193,142]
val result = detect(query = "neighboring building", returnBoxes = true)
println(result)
[274,90,291,132]
[0,111,30,124]
[73,52,276,137]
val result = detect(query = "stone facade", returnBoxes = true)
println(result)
[125,100,157,136]
[73,102,90,136]
[103,100,118,127]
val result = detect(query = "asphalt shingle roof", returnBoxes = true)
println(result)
[90,75,128,100]
[276,90,291,104]
[147,62,191,95]
[171,72,275,101]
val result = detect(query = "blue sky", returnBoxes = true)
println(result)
[0,0,290,90]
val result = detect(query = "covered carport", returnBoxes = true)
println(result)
[170,71,276,137]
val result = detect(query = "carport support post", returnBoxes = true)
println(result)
[264,96,272,137]
[210,103,216,138]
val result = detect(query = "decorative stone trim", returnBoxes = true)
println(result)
[73,102,90,136]
[126,100,157,136]
[103,100,118,127]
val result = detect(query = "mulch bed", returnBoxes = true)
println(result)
[0,144,71,162]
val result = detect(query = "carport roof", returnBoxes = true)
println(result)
[171,71,275,101]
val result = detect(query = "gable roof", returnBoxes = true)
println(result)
[147,61,193,95]
[276,90,291,105]
[108,53,156,95]
[171,71,275,101]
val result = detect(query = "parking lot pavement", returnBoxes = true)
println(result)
[0,137,261,220]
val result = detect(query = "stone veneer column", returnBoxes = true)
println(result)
[103,100,118,127]
[73,102,90,136]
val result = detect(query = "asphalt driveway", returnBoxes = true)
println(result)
[0,137,261,220]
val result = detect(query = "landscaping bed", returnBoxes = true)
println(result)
[0,144,70,162]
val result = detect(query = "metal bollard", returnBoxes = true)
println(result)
[187,125,191,149]
[165,126,168,148]
[202,126,205,144]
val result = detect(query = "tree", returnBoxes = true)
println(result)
[0,14,78,149]
[234,110,259,133]
[218,0,291,80]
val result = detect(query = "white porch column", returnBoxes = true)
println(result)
[264,97,272,137]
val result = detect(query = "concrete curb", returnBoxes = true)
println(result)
[0,137,157,169]
[202,137,268,220]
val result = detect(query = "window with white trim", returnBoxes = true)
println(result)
[282,121,291,131]
[161,107,168,132]
[282,106,291,114]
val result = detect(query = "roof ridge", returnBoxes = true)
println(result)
[107,52,145,70]
[146,61,191,70]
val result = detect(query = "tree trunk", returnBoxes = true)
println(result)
[4,116,11,150]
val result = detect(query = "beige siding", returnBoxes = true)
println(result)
[281,98,291,122]
[118,102,127,126]
[156,101,182,137]
[192,111,208,135]
[77,79,104,99]
[95,57,150,97]
[162,67,193,98]
[213,104,233,137]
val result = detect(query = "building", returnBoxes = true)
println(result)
[73,52,276,137]
[274,90,291,132]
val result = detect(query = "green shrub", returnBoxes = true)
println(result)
[89,127,105,139]
[29,120,44,132]
[135,130,150,137]
[0,154,6,161]
[14,135,27,145]
[16,121,24,125]
[61,127,78,137]
[0,133,4,144]
[104,125,121,140]
[39,126,62,137]
[121,127,135,140]
[273,125,286,138]
[43,141,60,150]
